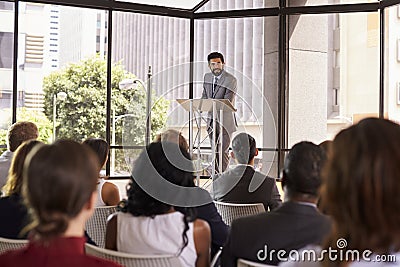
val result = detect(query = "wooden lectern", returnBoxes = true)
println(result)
[177,98,236,186]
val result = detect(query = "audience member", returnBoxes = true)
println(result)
[221,141,331,266]
[0,121,38,190]
[317,140,332,214]
[0,140,42,239]
[287,118,400,267]
[318,140,332,156]
[175,180,229,258]
[155,129,190,151]
[83,138,120,206]
[156,129,229,258]
[105,142,211,267]
[0,140,121,267]
[212,132,282,211]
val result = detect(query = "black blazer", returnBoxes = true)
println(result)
[212,165,282,211]
[176,201,229,257]
[0,194,29,239]
[0,194,96,245]
[221,201,331,266]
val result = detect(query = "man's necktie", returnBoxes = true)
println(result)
[213,77,218,96]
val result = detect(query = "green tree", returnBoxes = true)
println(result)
[42,55,169,145]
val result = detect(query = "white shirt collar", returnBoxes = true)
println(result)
[213,70,223,80]
[294,201,317,208]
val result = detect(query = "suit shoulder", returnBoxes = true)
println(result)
[318,213,332,226]
[252,170,277,185]
[204,72,212,80]
[264,175,279,185]
[224,71,237,80]
[215,168,237,180]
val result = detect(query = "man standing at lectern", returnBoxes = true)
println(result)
[202,52,237,172]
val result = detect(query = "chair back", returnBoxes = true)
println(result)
[85,243,183,267]
[237,258,275,267]
[85,206,117,248]
[0,237,28,254]
[213,201,265,225]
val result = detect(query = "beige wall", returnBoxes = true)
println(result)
[288,13,329,146]
[386,5,400,123]
[340,13,380,119]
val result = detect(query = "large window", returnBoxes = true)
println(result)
[21,4,108,142]
[194,16,279,177]
[110,12,190,176]
[1,0,399,181]
[0,1,14,149]
[288,12,380,147]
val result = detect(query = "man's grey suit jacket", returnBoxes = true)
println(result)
[212,164,282,211]
[202,70,237,134]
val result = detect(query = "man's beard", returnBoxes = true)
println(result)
[212,68,222,76]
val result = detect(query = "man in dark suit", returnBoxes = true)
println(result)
[221,141,331,266]
[212,133,282,211]
[202,52,237,172]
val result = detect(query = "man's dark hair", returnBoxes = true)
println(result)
[207,52,225,64]
[282,141,326,197]
[232,133,257,164]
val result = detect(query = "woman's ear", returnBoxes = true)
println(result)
[255,148,259,157]
[86,191,97,211]
[81,191,97,221]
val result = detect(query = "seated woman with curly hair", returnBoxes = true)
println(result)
[105,142,211,267]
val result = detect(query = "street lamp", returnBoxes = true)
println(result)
[118,66,152,146]
[52,91,67,142]
[111,110,136,174]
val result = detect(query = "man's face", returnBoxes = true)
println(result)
[208,58,224,76]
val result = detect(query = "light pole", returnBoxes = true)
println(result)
[118,66,152,146]
[52,91,67,142]
[111,110,135,174]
